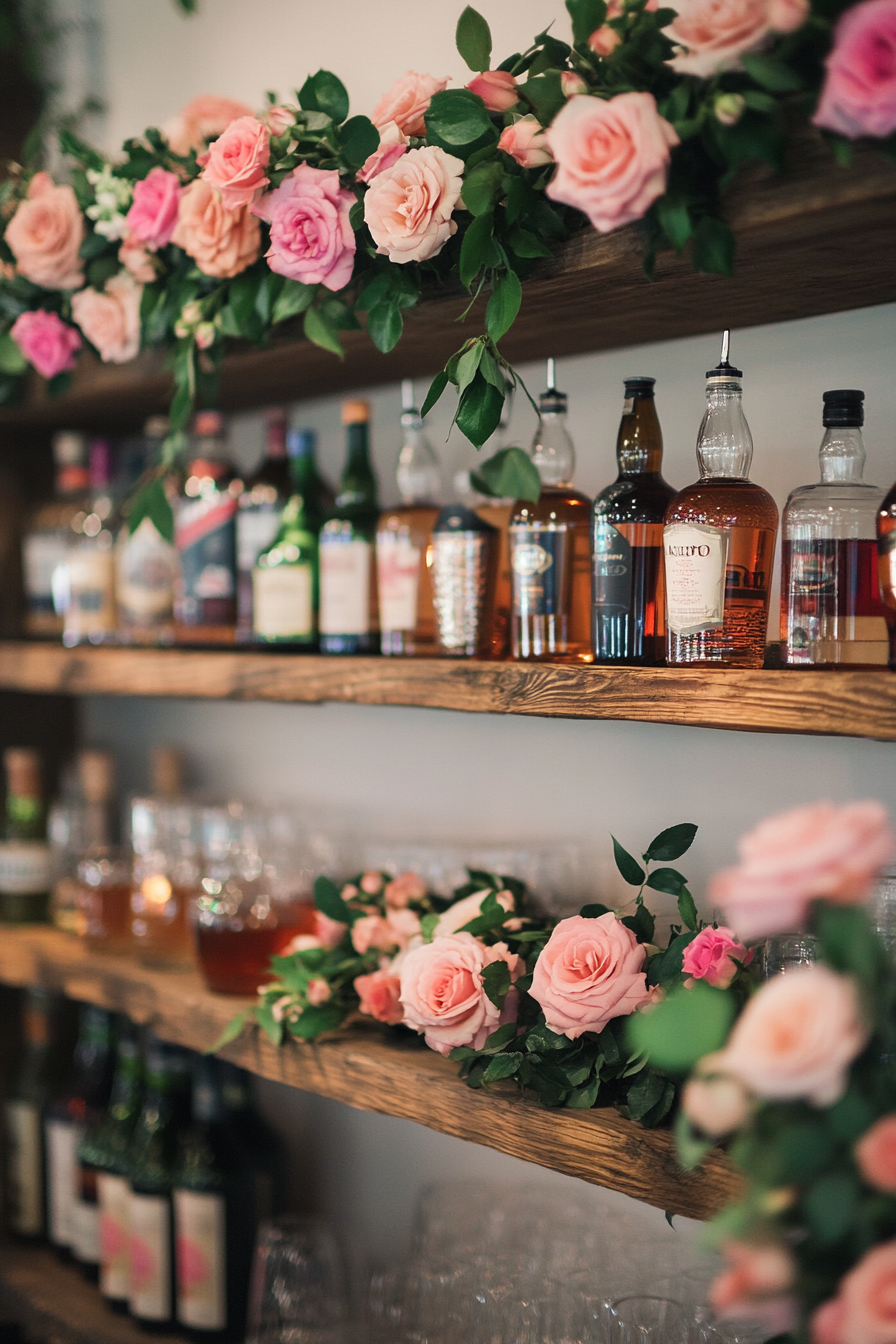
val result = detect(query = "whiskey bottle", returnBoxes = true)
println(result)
[22,432,90,639]
[783,390,887,667]
[377,381,442,656]
[431,505,500,657]
[592,378,675,664]
[509,361,592,663]
[0,747,52,923]
[116,417,179,647]
[175,411,240,644]
[252,489,318,647]
[60,439,119,648]
[236,409,292,642]
[319,400,379,654]
[94,1020,144,1311]
[664,332,778,669]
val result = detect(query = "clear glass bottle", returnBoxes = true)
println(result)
[431,505,501,657]
[664,332,778,669]
[59,438,119,648]
[592,378,676,665]
[0,747,52,923]
[319,399,379,654]
[174,411,240,645]
[116,417,179,647]
[509,361,593,663]
[236,410,292,642]
[782,390,887,667]
[23,432,90,639]
[252,490,318,648]
[49,748,117,935]
[377,381,442,656]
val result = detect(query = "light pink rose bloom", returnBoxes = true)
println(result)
[341,883,359,900]
[497,116,553,167]
[466,70,519,112]
[355,970,404,1025]
[71,272,142,365]
[546,93,679,234]
[721,963,869,1106]
[306,977,331,1006]
[529,913,651,1039]
[400,932,520,1055]
[125,167,182,250]
[561,72,588,96]
[357,120,409,184]
[589,25,622,56]
[351,914,397,955]
[314,910,348,949]
[371,71,449,136]
[681,926,750,989]
[814,0,896,139]
[711,1241,798,1336]
[824,1240,896,1344]
[387,907,422,945]
[201,116,271,210]
[663,0,809,78]
[255,163,357,289]
[172,179,261,279]
[164,94,254,155]
[6,172,84,290]
[265,105,296,137]
[119,236,157,284]
[856,1115,896,1194]
[10,309,81,380]
[812,1297,847,1344]
[709,800,894,942]
[283,934,322,953]
[384,871,427,908]
[434,888,514,938]
[364,146,464,264]
[360,871,384,896]
[682,1051,751,1136]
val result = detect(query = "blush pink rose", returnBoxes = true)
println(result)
[201,116,271,210]
[498,116,553,167]
[529,913,651,1039]
[681,926,751,989]
[721,963,870,1106]
[364,146,464,264]
[433,888,514,938]
[814,0,896,139]
[545,93,679,234]
[561,72,588,96]
[856,1115,896,1193]
[306,977,331,1006]
[125,167,182,250]
[711,1241,798,1336]
[172,179,261,279]
[314,910,347,949]
[253,164,356,290]
[709,800,894,943]
[360,872,384,896]
[265,105,296,137]
[164,94,254,155]
[399,932,520,1055]
[589,26,622,56]
[371,71,449,136]
[355,970,404,1025]
[812,1298,847,1344]
[71,272,142,364]
[6,172,85,290]
[828,1240,896,1344]
[466,71,519,112]
[664,0,809,77]
[357,120,409,184]
[384,871,427,908]
[10,309,81,379]
[351,913,397,955]
[682,1051,751,1136]
[118,236,157,284]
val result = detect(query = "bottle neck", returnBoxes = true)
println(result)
[819,425,866,483]
[264,419,287,461]
[617,394,663,476]
[530,410,575,488]
[338,422,377,508]
[289,449,319,494]
[396,417,442,506]
[345,422,371,470]
[7,792,43,840]
[696,379,753,480]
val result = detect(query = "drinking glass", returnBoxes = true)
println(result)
[605,1295,691,1343]
[246,1217,348,1344]
[129,799,200,969]
[762,935,817,978]
[871,868,896,963]
[75,847,133,954]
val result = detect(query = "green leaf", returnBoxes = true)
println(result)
[804,1174,859,1246]
[482,1051,523,1083]
[518,72,565,124]
[425,89,494,149]
[461,160,503,217]
[58,128,105,170]
[337,115,379,168]
[612,836,646,887]
[741,90,779,114]
[456,5,492,73]
[366,300,403,353]
[207,1007,253,1053]
[485,270,522,343]
[628,981,736,1074]
[455,341,484,395]
[304,305,343,357]
[692,217,735,276]
[815,903,885,988]
[421,369,450,417]
[579,903,612,919]
[229,271,262,331]
[127,477,175,543]
[677,889,699,932]
[506,226,552,260]
[567,1073,601,1109]
[470,445,540,502]
[625,1069,667,1123]
[420,912,439,943]
[460,212,498,288]
[741,52,803,92]
[256,1002,284,1046]
[675,1109,716,1171]
[289,1003,347,1040]
[480,959,512,1009]
[622,903,655,945]
[644,867,687,896]
[656,198,692,253]
[645,823,697,862]
[298,69,349,124]
[272,278,314,323]
[0,331,27,375]
[459,890,510,937]
[565,0,607,45]
[313,874,354,927]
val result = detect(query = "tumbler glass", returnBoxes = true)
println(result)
[762,935,817,978]
[76,847,134,954]
[246,1216,348,1344]
[605,1294,691,1342]
[130,799,201,969]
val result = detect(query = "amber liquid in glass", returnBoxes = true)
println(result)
[196,901,316,995]
[877,484,896,670]
[474,503,512,659]
[377,505,440,655]
[131,879,197,969]
[782,537,888,667]
[81,883,133,954]
[510,488,592,662]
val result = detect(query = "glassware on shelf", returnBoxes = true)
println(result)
[762,935,817,978]
[246,1216,349,1344]
[58,439,119,648]
[604,1294,691,1342]
[875,462,896,671]
[430,505,501,658]
[22,431,90,640]
[76,846,134,955]
[174,410,240,645]
[50,748,118,934]
[870,867,896,963]
[129,800,200,970]
[319,399,379,655]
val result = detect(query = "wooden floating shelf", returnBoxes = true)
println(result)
[2,641,896,741]
[0,135,892,431]
[0,926,740,1222]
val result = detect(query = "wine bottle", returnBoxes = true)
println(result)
[319,400,379,654]
[236,409,292,642]
[94,1020,144,1311]
[3,988,64,1240]
[174,411,240,645]
[217,1060,285,1224]
[0,747,52,924]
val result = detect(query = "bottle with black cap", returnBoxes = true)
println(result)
[592,376,676,664]
[663,330,778,668]
[783,390,887,667]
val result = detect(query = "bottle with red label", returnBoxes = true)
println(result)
[174,411,241,645]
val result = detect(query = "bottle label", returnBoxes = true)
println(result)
[377,533,420,632]
[253,565,313,638]
[98,1172,131,1299]
[319,536,371,635]
[237,507,282,574]
[176,493,237,618]
[117,517,177,624]
[592,520,633,615]
[73,1163,101,1264]
[174,1189,227,1330]
[64,550,117,637]
[664,523,728,635]
[128,1191,171,1320]
[510,526,567,618]
[0,841,51,895]
[4,1100,42,1235]
[432,532,490,653]
[879,527,896,591]
[46,1117,83,1247]
[24,532,67,612]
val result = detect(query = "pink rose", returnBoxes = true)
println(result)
[529,913,652,1040]
[125,167,182,250]
[118,236,157,284]
[709,801,894,942]
[399,933,521,1055]
[384,871,427,908]
[360,871,384,896]
[363,146,464,264]
[172,179,261,279]
[371,71,449,136]
[10,310,81,380]
[681,926,750,989]
[71,272,142,364]
[814,0,896,139]
[826,1240,896,1344]
[561,72,588,96]
[711,1241,798,1337]
[357,120,409,184]
[351,914,396,955]
[5,172,84,290]
[721,964,869,1106]
[434,888,514,938]
[355,970,404,1025]
[663,0,809,78]
[465,71,519,112]
[856,1115,896,1193]
[254,164,356,289]
[201,116,271,210]
[265,105,296,137]
[812,1298,848,1344]
[306,977,331,1006]
[164,94,254,155]
[589,26,622,56]
[341,883,359,900]
[314,910,347,949]
[497,116,553,168]
[545,93,679,234]
[682,1051,751,1136]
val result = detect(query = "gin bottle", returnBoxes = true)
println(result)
[116,417,179,647]
[319,400,379,654]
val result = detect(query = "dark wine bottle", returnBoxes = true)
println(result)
[3,988,65,1240]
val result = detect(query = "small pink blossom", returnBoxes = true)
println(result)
[200,116,271,210]
[811,1298,847,1344]
[711,1241,798,1336]
[341,884,359,900]
[589,25,622,56]
[371,71,449,137]
[265,105,296,137]
[125,167,182,250]
[360,872,384,896]
[682,926,751,989]
[5,172,84,290]
[71,272,142,365]
[813,0,896,139]
[284,934,322,953]
[434,888,514,938]
[164,94,254,155]
[315,910,348,949]
[682,1051,751,1136]
[815,1239,896,1344]
[856,1115,896,1194]
[466,70,519,112]
[10,309,81,380]
[119,236,157,284]
[252,164,356,291]
[497,116,553,168]
[355,970,404,1025]
[357,120,409,184]
[306,977,331,1006]
[384,871,427,908]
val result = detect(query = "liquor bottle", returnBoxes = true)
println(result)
[319,400,379,654]
[59,438,119,648]
[3,988,62,1240]
[377,381,442,656]
[0,747,52,923]
[462,388,517,659]
[173,1057,256,1342]
[22,431,90,639]
[217,1061,285,1226]
[663,332,778,669]
[287,427,335,520]
[116,417,179,647]
[782,391,887,667]
[130,747,197,971]
[592,378,676,664]
[236,409,292,642]
[174,411,240,645]
[252,493,318,647]
[431,505,501,657]
[49,748,118,934]
[509,361,593,663]
[94,1021,144,1311]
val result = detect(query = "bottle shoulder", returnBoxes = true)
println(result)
[594,475,676,522]
[783,481,883,536]
[511,487,591,526]
[665,479,778,530]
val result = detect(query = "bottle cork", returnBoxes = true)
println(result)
[77,749,115,804]
[341,399,370,425]
[4,748,41,799]
[151,746,186,800]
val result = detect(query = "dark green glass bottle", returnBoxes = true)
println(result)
[252,481,319,647]
[3,988,63,1240]
[319,400,379,654]
[0,747,52,923]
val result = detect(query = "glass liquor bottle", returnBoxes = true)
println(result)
[0,747,52,923]
[252,488,319,647]
[22,432,90,639]
[782,390,887,667]
[174,411,240,645]
[116,417,180,647]
[217,1061,285,1226]
[59,438,119,647]
[3,988,60,1240]
[509,361,593,663]
[287,427,334,521]
[236,409,292,642]
[431,506,501,657]
[130,747,198,971]
[664,332,778,669]
[319,399,379,654]
[377,381,442,656]
[592,378,676,664]
[94,1021,144,1311]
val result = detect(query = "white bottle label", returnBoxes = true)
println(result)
[128,1191,171,1320]
[45,1117,82,1246]
[73,1197,100,1264]
[64,549,117,638]
[238,508,282,573]
[116,517,177,623]
[0,841,51,895]
[4,1100,42,1235]
[377,534,420,632]
[253,565,313,638]
[664,523,728,636]
[319,537,371,635]
[174,1189,227,1330]
[24,532,67,606]
[98,1172,131,1300]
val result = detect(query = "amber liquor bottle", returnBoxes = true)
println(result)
[592,378,675,664]
[876,476,896,671]
[663,332,778,669]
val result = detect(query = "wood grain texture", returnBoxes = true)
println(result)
[0,927,741,1221]
[2,642,896,741]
